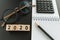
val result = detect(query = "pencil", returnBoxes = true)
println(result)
[35,22,54,40]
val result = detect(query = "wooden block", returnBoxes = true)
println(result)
[6,24,30,31]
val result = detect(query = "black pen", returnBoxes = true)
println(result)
[35,22,54,40]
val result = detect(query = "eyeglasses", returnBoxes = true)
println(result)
[0,1,31,27]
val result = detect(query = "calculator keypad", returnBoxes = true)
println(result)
[37,0,54,13]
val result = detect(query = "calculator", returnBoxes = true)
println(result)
[36,0,54,13]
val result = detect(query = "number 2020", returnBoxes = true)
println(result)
[6,24,30,31]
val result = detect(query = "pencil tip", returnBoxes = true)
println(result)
[35,22,38,26]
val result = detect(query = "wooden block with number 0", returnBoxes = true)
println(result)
[6,24,30,31]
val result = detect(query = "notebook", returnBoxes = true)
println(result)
[32,0,60,40]
[32,20,60,40]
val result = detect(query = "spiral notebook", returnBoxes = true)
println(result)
[32,0,59,21]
